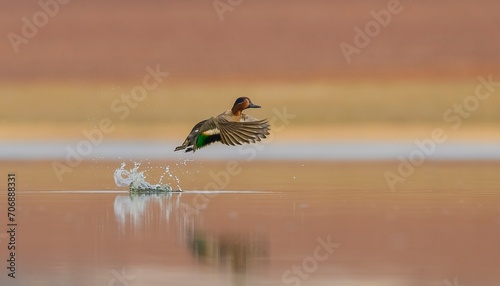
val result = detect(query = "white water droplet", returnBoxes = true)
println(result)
[113,162,176,192]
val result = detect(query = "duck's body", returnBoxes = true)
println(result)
[175,97,270,153]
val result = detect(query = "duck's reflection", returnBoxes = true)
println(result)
[189,231,268,274]
[113,193,268,279]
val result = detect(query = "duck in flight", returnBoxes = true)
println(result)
[174,97,271,153]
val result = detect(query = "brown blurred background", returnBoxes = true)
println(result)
[1,0,500,141]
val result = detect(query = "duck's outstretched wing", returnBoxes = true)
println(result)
[175,117,271,153]
[216,117,271,146]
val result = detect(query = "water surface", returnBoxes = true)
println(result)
[1,161,499,285]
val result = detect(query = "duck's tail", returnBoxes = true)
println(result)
[174,140,195,153]
[174,145,186,152]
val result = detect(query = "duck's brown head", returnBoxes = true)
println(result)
[231,97,261,116]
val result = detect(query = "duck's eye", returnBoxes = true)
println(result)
[234,97,246,105]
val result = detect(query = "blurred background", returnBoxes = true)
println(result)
[1,0,500,143]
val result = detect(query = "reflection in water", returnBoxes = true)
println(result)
[113,193,269,283]
[113,193,181,229]
[189,231,268,274]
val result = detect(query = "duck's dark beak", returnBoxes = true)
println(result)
[248,103,261,108]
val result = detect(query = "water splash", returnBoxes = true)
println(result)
[114,162,181,193]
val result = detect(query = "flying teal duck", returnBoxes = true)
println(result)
[175,97,270,152]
